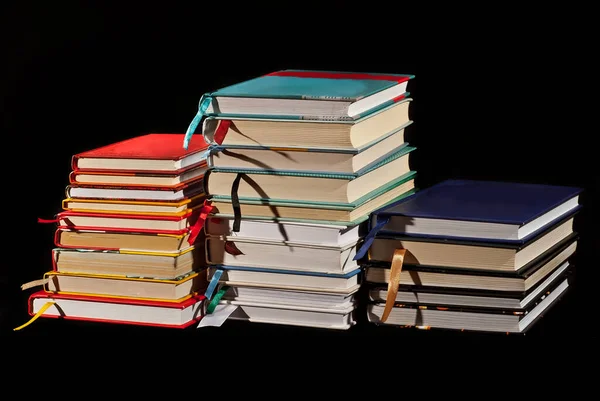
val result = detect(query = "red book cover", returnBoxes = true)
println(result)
[53,208,203,234]
[27,290,206,329]
[65,176,206,201]
[71,133,209,173]
[68,163,208,188]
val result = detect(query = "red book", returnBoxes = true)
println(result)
[53,208,203,235]
[26,291,206,329]
[71,133,209,174]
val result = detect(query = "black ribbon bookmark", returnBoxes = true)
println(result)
[231,173,245,232]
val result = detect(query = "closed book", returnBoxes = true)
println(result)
[209,174,416,225]
[62,193,206,215]
[27,291,206,329]
[364,233,578,294]
[209,265,361,292]
[54,228,196,252]
[65,178,204,201]
[43,270,207,301]
[198,70,413,120]
[72,133,209,173]
[204,216,366,247]
[365,179,583,242]
[206,146,415,204]
[205,235,360,274]
[366,275,571,334]
[203,100,412,151]
[51,247,205,280]
[365,214,578,274]
[69,164,207,188]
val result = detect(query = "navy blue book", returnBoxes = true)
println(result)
[354,179,583,261]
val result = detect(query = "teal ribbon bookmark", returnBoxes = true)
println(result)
[206,285,230,314]
[183,93,212,149]
[204,268,223,300]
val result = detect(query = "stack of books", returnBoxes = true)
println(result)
[186,69,418,330]
[18,133,212,330]
[356,179,583,334]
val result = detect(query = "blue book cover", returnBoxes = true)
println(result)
[353,180,583,260]
[372,179,582,224]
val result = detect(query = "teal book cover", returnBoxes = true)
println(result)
[183,70,415,149]
[211,70,414,100]
[209,145,415,178]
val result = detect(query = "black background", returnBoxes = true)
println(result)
[2,3,597,347]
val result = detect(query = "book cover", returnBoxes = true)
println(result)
[65,176,205,201]
[209,145,415,179]
[24,290,206,329]
[72,133,210,172]
[371,179,583,225]
[354,180,583,259]
[209,70,414,101]
[184,70,414,149]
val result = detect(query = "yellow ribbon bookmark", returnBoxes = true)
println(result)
[13,302,56,331]
[20,278,49,291]
[380,248,406,323]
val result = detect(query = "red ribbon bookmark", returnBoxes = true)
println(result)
[37,217,60,224]
[187,200,213,245]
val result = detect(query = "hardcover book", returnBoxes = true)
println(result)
[26,291,206,329]
[65,178,205,201]
[202,99,412,150]
[51,246,205,280]
[206,146,415,204]
[61,193,206,215]
[72,133,209,173]
[365,214,577,273]
[207,123,411,175]
[208,265,362,292]
[209,173,416,226]
[69,164,207,188]
[184,70,414,148]
[364,236,577,294]
[366,275,571,334]
[365,179,583,242]
[205,235,360,274]
[43,270,207,301]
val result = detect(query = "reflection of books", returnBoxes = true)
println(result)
[26,291,206,329]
